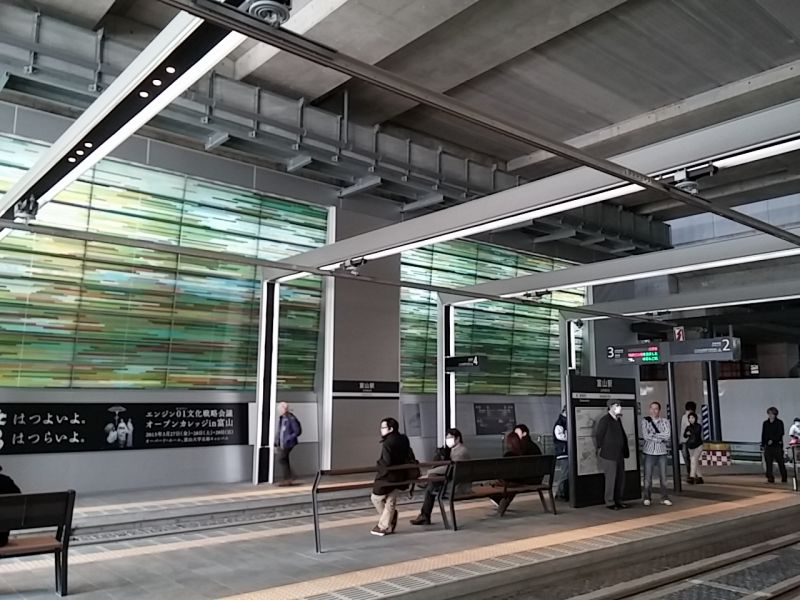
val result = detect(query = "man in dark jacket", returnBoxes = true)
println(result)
[762,406,787,483]
[0,465,21,546]
[595,400,630,510]
[371,417,411,536]
[276,402,302,486]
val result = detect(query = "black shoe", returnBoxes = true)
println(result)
[767,478,775,484]
[607,504,621,511]
[687,477,695,485]
[782,478,788,484]
[615,502,629,509]
[696,477,704,484]
[409,514,430,526]
[390,510,398,533]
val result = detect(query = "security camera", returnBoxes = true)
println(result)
[240,0,292,27]
[13,194,38,224]
[574,319,584,329]
[342,257,367,276]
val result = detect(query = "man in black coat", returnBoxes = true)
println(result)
[595,400,630,510]
[0,466,21,546]
[371,417,411,536]
[762,406,787,483]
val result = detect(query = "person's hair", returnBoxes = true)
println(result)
[446,428,463,444]
[685,401,697,411]
[505,431,522,455]
[381,417,399,432]
[687,412,698,422]
[514,424,530,436]
[767,406,779,416]
[650,401,662,410]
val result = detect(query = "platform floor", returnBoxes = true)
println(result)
[1,475,798,600]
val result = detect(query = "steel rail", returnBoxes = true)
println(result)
[0,218,664,323]
[156,0,800,249]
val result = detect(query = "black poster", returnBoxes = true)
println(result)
[474,403,517,436]
[0,403,248,455]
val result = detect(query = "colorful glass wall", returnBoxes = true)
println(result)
[0,135,327,390]
[401,241,585,396]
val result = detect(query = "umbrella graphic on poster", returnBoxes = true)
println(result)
[105,406,134,449]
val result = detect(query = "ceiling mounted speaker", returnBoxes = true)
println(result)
[241,0,292,27]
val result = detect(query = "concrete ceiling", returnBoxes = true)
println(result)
[7,0,800,249]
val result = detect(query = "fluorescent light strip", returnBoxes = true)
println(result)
[714,138,800,169]
[276,271,311,283]
[35,31,246,208]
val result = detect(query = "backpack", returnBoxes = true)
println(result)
[405,444,421,480]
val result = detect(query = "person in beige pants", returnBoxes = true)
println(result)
[683,412,705,484]
[370,417,411,536]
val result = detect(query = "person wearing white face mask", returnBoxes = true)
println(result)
[595,400,630,510]
[410,428,470,526]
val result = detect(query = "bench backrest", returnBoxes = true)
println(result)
[450,455,556,486]
[0,490,76,542]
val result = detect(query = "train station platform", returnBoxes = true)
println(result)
[1,475,798,600]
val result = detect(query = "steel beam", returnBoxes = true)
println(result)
[442,223,800,305]
[159,0,800,249]
[533,229,576,244]
[338,175,381,198]
[401,193,445,213]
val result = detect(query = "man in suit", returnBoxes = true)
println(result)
[595,400,630,510]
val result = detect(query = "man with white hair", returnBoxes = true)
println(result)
[276,402,302,486]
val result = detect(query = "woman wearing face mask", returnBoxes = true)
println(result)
[410,428,470,526]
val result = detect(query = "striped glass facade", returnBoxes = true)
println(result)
[0,135,327,390]
[401,241,585,396]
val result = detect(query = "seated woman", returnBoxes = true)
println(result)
[489,431,523,510]
[410,428,470,526]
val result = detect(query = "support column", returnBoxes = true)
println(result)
[667,363,682,492]
[317,206,336,471]
[253,280,280,484]
[436,302,455,446]
[705,362,722,440]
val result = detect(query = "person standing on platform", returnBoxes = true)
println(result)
[371,417,411,536]
[683,412,704,484]
[762,407,787,484]
[789,418,800,445]
[276,402,302,487]
[514,424,543,456]
[553,406,569,500]
[0,465,21,547]
[642,401,672,507]
[595,400,630,511]
[410,428,470,526]
[680,401,697,478]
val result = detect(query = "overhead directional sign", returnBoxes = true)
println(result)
[606,338,741,365]
[606,343,663,365]
[667,337,741,363]
[445,355,487,372]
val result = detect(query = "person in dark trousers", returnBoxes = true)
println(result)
[680,401,697,479]
[0,465,21,547]
[514,424,543,456]
[276,402,302,486]
[683,412,704,484]
[596,400,630,510]
[371,417,411,536]
[762,406,787,484]
[489,432,523,511]
[410,428,470,526]
[553,406,569,500]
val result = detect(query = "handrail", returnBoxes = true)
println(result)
[312,461,448,553]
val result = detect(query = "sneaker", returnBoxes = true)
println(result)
[643,499,651,506]
[370,526,388,537]
[390,510,398,533]
[616,502,629,509]
[410,514,430,526]
[606,504,621,510]
[661,499,673,506]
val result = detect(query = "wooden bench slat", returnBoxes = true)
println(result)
[0,535,62,557]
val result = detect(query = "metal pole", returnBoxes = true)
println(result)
[159,0,800,249]
[667,362,682,493]
[706,362,722,440]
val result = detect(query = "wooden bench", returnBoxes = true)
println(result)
[0,490,76,596]
[437,455,556,531]
[311,462,447,552]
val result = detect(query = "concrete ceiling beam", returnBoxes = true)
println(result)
[336,0,627,126]
[234,0,481,99]
[30,0,117,28]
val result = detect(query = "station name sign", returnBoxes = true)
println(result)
[606,337,741,366]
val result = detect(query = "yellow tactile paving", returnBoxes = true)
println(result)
[75,480,370,514]
[219,492,796,600]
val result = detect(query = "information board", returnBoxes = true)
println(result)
[474,403,516,436]
[606,343,662,365]
[0,403,248,455]
[667,337,741,363]
[568,375,641,508]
